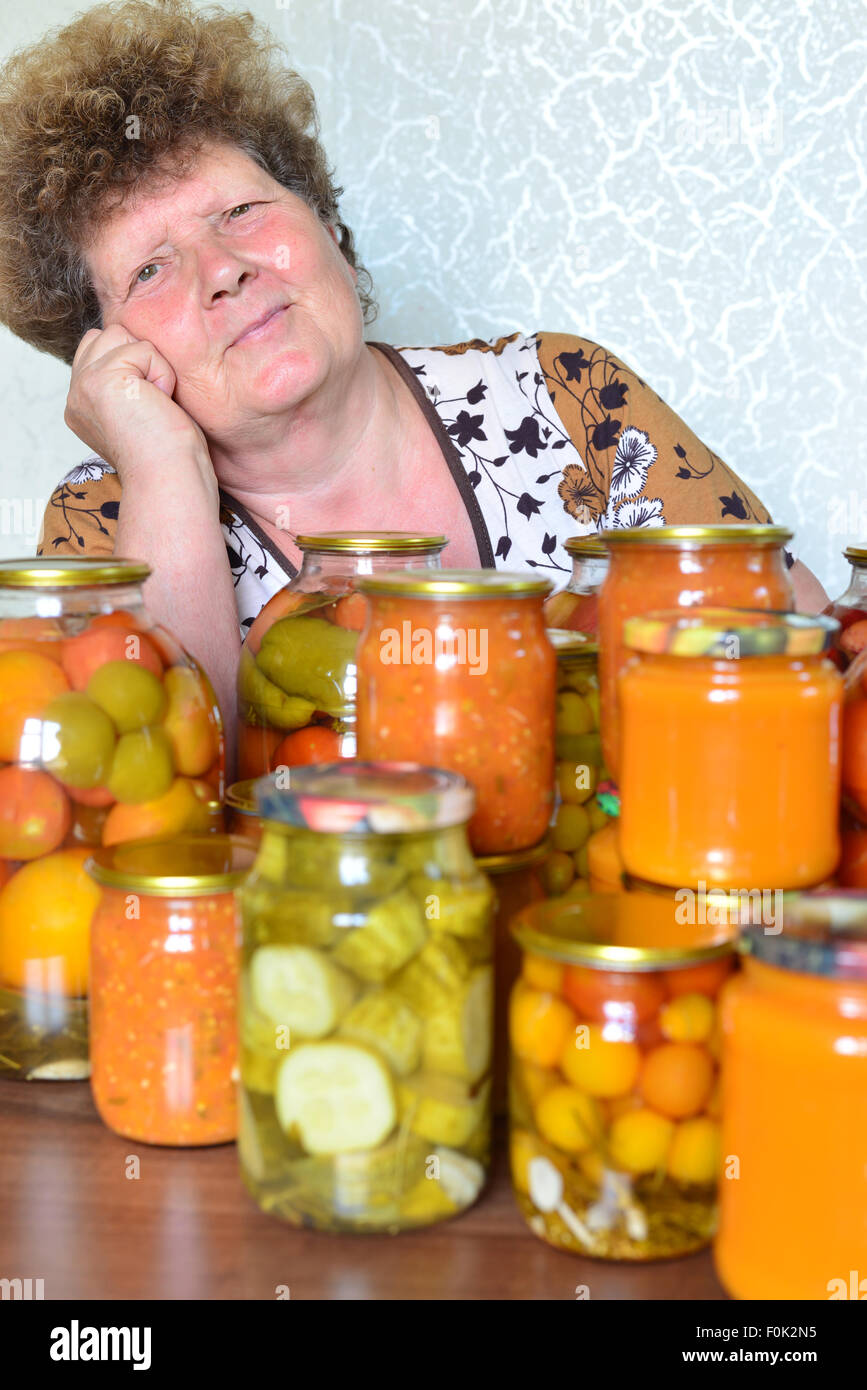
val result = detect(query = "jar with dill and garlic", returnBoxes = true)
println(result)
[508,891,734,1260]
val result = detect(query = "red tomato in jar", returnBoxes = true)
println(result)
[271,727,342,768]
[842,697,867,818]
[0,766,71,859]
[561,965,665,1025]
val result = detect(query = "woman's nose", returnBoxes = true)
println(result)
[196,238,256,302]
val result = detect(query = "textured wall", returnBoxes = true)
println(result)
[0,0,864,595]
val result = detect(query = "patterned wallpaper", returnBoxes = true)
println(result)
[1,0,864,596]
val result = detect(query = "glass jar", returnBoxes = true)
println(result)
[598,524,794,777]
[356,570,556,855]
[619,609,842,890]
[0,558,225,1082]
[86,835,253,1145]
[716,894,867,1299]
[237,533,445,780]
[239,763,494,1232]
[225,779,262,843]
[508,892,734,1260]
[544,536,608,636]
[543,630,615,899]
[840,644,867,885]
[478,842,549,1114]
[823,545,867,670]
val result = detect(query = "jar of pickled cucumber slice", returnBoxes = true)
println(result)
[237,533,446,781]
[509,892,735,1261]
[239,762,494,1232]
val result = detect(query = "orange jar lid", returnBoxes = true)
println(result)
[740,892,867,980]
[623,607,838,658]
[86,834,256,895]
[511,891,733,970]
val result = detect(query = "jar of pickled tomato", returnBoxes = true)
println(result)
[508,892,733,1260]
[87,835,253,1145]
[477,841,549,1113]
[824,546,867,671]
[544,536,608,637]
[0,558,224,1082]
[598,524,794,777]
[544,630,616,901]
[237,533,445,779]
[239,763,494,1232]
[225,780,262,843]
[619,609,842,891]
[356,571,556,855]
[716,893,867,1299]
[840,643,867,886]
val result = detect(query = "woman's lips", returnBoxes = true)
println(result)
[231,303,291,346]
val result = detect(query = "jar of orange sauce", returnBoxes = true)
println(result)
[716,893,867,1299]
[356,571,556,855]
[598,525,794,777]
[87,835,254,1146]
[619,609,841,890]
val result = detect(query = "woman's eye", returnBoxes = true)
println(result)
[136,264,159,283]
[229,203,253,218]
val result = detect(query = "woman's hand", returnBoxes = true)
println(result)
[65,324,211,481]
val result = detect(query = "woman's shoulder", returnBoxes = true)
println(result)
[37,456,121,555]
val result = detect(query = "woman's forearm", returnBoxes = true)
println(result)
[790,559,830,616]
[114,447,240,775]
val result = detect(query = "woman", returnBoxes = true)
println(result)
[0,0,827,757]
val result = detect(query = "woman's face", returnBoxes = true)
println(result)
[83,141,362,444]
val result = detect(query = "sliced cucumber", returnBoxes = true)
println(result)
[338,990,422,1077]
[398,1073,491,1147]
[332,888,427,983]
[393,935,472,1016]
[422,966,493,1083]
[275,1042,397,1155]
[408,875,492,939]
[250,944,357,1038]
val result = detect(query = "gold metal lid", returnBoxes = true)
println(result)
[477,839,551,874]
[623,607,838,658]
[357,569,552,599]
[511,892,734,969]
[844,546,867,567]
[598,523,793,548]
[547,628,599,660]
[225,779,259,815]
[86,834,256,895]
[0,557,151,588]
[294,532,447,554]
[564,536,607,558]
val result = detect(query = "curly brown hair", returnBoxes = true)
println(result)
[0,0,375,365]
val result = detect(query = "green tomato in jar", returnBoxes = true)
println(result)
[108,726,175,803]
[551,802,591,853]
[39,692,116,789]
[556,760,598,806]
[543,850,575,896]
[556,691,596,736]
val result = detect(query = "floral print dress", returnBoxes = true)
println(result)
[37,331,777,635]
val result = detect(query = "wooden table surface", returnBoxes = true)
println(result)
[0,1080,726,1301]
